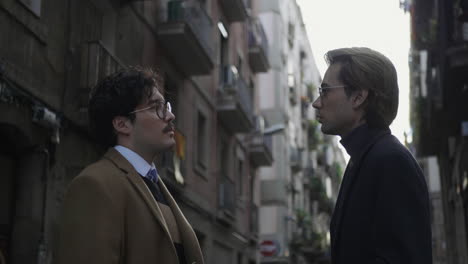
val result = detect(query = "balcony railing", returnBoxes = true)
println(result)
[248,18,270,73]
[217,65,254,133]
[219,0,249,22]
[157,0,214,75]
[78,41,124,122]
[249,133,273,166]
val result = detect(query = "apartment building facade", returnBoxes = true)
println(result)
[255,1,345,263]
[404,0,468,263]
[0,0,273,263]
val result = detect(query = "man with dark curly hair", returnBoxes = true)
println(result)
[312,48,432,263]
[56,67,204,264]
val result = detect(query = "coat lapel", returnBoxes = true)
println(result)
[159,180,204,264]
[330,129,390,256]
[330,160,353,238]
[103,149,174,244]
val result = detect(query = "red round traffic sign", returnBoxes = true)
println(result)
[260,240,279,257]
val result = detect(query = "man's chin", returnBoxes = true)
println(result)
[320,125,338,136]
[153,141,176,154]
[320,124,330,134]
[163,140,176,151]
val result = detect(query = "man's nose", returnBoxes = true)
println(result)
[166,111,175,122]
[312,97,321,109]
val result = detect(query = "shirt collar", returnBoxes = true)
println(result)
[340,123,390,159]
[114,145,157,178]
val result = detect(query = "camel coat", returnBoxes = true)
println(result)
[56,148,204,264]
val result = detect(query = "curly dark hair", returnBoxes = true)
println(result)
[88,67,162,148]
[325,47,399,128]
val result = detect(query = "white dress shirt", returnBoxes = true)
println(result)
[114,145,158,182]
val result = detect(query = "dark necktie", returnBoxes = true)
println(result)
[147,168,158,184]
[143,169,167,204]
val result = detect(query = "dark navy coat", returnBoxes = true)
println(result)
[330,124,432,264]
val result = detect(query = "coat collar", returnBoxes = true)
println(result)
[103,149,173,246]
[340,123,391,160]
[114,145,158,181]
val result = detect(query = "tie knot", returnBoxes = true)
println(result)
[147,168,158,183]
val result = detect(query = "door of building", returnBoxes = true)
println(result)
[0,154,16,264]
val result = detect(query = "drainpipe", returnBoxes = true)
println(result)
[36,147,49,264]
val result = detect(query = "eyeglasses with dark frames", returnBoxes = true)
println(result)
[129,101,172,120]
[318,85,346,97]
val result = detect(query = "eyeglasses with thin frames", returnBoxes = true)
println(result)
[318,85,346,97]
[129,101,172,120]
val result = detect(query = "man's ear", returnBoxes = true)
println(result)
[112,116,132,135]
[352,89,369,109]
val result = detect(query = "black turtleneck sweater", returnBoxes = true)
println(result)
[330,124,432,264]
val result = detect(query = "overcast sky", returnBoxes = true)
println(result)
[296,0,411,145]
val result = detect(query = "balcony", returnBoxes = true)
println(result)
[217,65,254,133]
[249,133,273,166]
[219,0,249,22]
[78,41,125,123]
[248,18,270,73]
[217,178,236,225]
[290,147,302,172]
[157,0,214,75]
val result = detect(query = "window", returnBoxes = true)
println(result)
[288,22,295,48]
[249,168,255,202]
[196,111,207,171]
[164,75,178,116]
[237,252,243,264]
[219,21,229,86]
[18,0,42,16]
[220,137,229,176]
[237,159,244,196]
[237,55,243,77]
[101,12,117,53]
[246,0,252,9]
[249,78,254,106]
[197,0,209,14]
